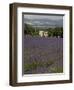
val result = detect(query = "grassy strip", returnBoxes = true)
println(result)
[50,67,63,73]
[24,60,54,72]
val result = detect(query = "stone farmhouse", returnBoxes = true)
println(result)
[39,31,48,37]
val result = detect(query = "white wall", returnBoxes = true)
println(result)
[0,0,74,89]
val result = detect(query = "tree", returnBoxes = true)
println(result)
[24,23,39,36]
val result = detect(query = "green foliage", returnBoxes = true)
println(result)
[24,62,37,72]
[24,60,54,72]
[24,23,63,38]
[47,27,63,37]
[24,61,43,72]
[50,66,63,73]
[47,28,54,37]
[45,60,54,67]
[24,23,39,36]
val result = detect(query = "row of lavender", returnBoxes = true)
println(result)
[24,36,63,74]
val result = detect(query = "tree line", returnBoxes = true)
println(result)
[24,23,63,38]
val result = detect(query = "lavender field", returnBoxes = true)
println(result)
[24,36,63,74]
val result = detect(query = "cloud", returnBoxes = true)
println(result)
[24,14,63,28]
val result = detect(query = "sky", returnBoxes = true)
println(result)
[24,14,63,28]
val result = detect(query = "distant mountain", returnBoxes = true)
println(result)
[24,19,63,28]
